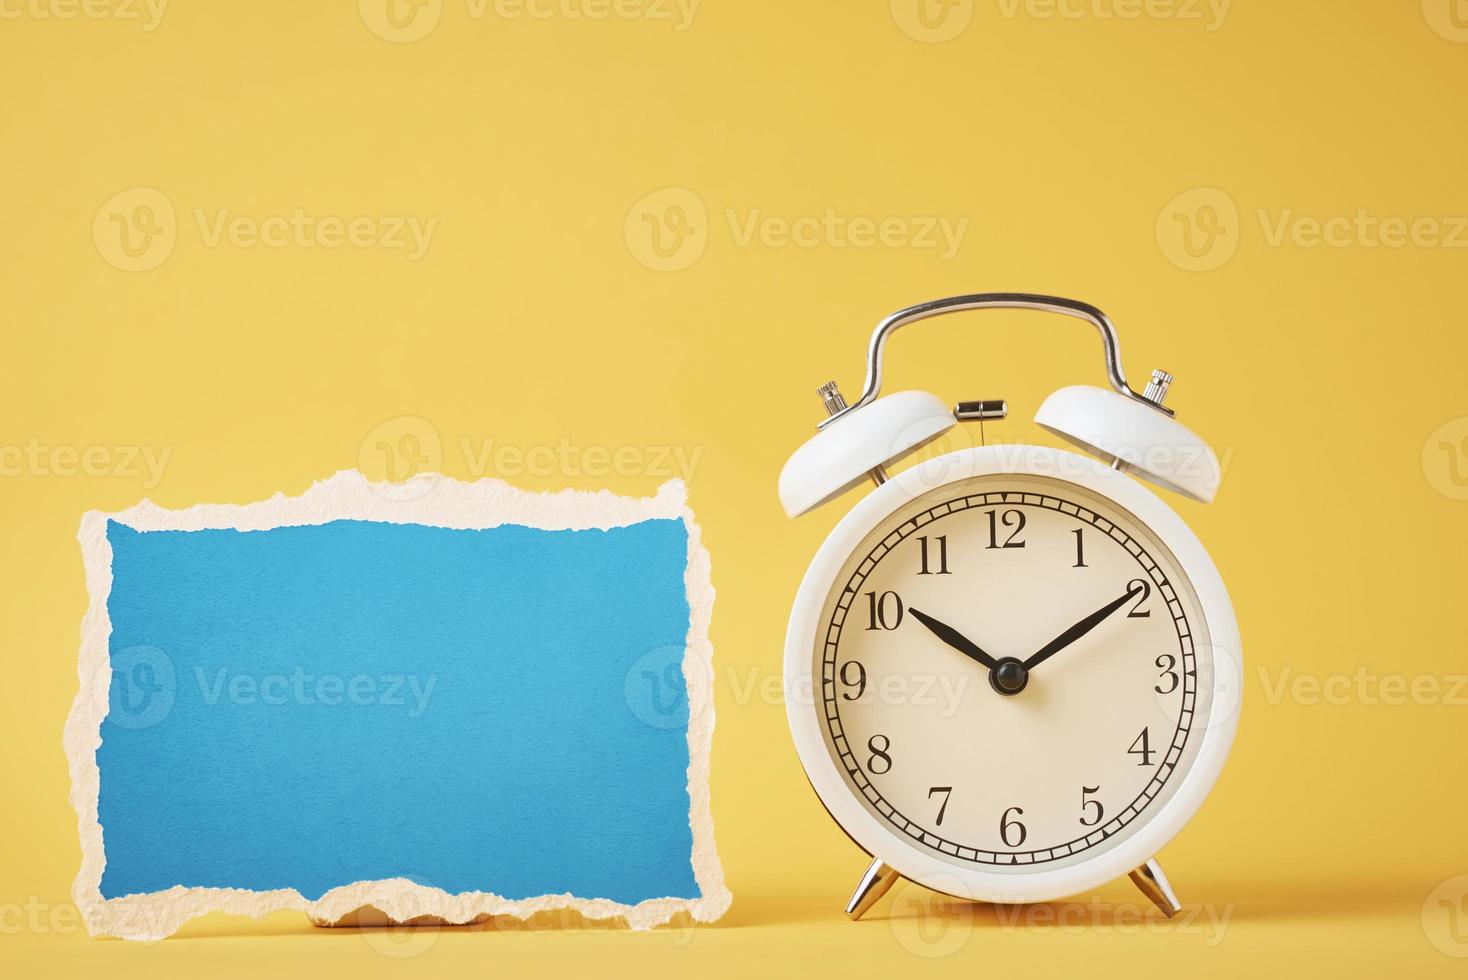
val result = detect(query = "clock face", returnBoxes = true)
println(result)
[814,472,1215,871]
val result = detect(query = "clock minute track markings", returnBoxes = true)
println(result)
[823,485,1203,871]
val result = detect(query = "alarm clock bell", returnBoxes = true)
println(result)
[778,389,957,518]
[779,293,1222,518]
[1036,383,1220,503]
[778,293,1230,923]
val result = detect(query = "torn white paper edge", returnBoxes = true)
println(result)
[65,470,731,940]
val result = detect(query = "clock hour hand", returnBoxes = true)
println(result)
[1021,582,1146,671]
[907,607,1000,671]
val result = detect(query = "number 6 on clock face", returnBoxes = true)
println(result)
[785,446,1240,903]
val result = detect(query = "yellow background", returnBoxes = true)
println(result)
[3,1,1467,975]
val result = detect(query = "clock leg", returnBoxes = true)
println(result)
[1128,858,1181,918]
[845,858,902,921]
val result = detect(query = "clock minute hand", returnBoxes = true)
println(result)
[1022,583,1145,671]
[907,607,1000,671]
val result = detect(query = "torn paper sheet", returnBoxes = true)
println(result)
[65,471,730,940]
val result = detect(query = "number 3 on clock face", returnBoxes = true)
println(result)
[787,448,1239,899]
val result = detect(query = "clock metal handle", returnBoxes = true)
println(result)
[818,293,1172,428]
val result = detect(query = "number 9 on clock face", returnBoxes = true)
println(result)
[813,471,1216,873]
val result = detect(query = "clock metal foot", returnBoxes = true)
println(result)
[846,858,902,921]
[1128,858,1181,918]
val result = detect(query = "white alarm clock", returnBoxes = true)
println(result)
[779,294,1240,920]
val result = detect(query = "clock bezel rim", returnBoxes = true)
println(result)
[783,444,1241,904]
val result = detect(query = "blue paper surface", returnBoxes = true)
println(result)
[97,517,699,904]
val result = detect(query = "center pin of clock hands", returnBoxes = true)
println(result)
[908,580,1146,697]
